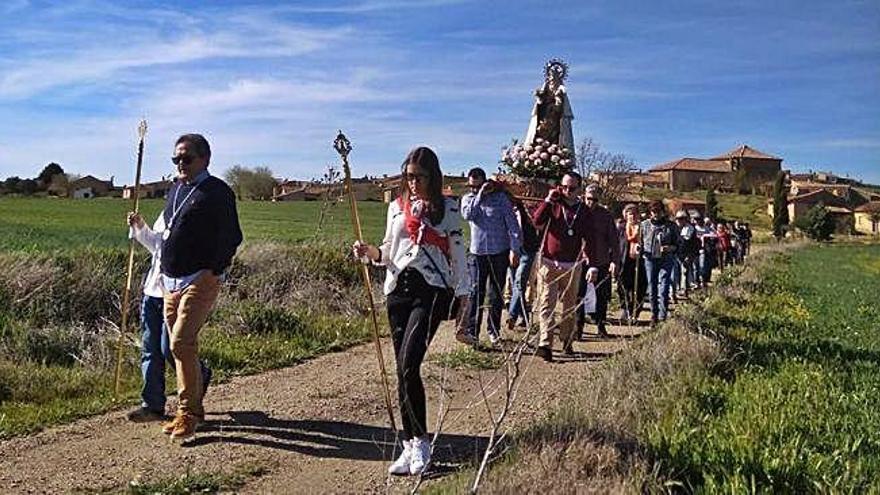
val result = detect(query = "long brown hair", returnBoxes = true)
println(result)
[399,146,445,225]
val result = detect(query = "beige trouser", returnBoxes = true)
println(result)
[163,271,221,417]
[537,261,582,349]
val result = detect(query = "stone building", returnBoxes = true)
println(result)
[648,145,782,192]
[68,175,116,198]
[854,202,880,236]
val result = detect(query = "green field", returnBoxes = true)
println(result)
[0,196,391,438]
[427,242,880,493]
[646,243,880,491]
[0,197,388,252]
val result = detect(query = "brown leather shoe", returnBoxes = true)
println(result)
[162,414,184,435]
[169,413,201,441]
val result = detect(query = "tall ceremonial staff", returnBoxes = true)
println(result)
[114,119,147,396]
[333,130,397,433]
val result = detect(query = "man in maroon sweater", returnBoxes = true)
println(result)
[531,172,591,361]
[577,184,621,339]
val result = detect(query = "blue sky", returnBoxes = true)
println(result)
[0,0,877,185]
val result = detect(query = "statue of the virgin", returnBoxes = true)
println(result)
[524,58,574,151]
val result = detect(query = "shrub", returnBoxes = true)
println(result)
[793,203,835,240]
[232,302,304,335]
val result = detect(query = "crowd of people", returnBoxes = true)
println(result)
[452,167,753,358]
[359,155,754,475]
[123,140,751,476]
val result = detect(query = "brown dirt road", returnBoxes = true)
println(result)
[0,316,649,494]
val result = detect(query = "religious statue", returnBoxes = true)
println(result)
[524,58,574,151]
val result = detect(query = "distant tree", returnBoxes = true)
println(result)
[248,166,277,200]
[794,203,835,241]
[47,174,69,196]
[771,171,789,240]
[705,188,720,221]
[37,163,65,189]
[3,176,22,194]
[734,166,750,195]
[576,137,637,206]
[19,178,38,196]
[224,165,276,200]
[225,165,248,199]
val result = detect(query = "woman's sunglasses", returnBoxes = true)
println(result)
[405,173,428,183]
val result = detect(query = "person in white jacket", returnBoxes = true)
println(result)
[353,147,469,476]
[124,211,212,422]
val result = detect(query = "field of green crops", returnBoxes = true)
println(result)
[0,196,389,438]
[0,197,388,252]
[646,243,880,491]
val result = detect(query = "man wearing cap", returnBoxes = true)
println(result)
[639,200,679,324]
[576,184,620,339]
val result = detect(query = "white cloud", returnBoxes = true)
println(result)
[0,10,351,99]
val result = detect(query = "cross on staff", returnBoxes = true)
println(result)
[333,130,398,433]
[114,119,148,396]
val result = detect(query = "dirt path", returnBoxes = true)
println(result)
[0,313,651,494]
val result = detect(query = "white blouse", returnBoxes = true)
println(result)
[128,215,166,298]
[366,197,470,297]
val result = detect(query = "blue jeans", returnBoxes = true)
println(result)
[507,250,535,325]
[698,249,714,285]
[467,252,509,339]
[140,295,211,412]
[644,255,674,321]
[671,257,681,293]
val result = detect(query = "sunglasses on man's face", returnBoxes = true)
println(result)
[171,154,196,166]
[585,196,596,202]
[560,185,579,192]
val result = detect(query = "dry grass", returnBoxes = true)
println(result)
[430,244,807,494]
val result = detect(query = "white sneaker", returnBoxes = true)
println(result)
[489,332,501,346]
[388,440,412,475]
[409,436,432,475]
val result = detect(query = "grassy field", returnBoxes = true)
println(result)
[0,196,392,438]
[428,242,880,493]
[0,197,388,252]
[646,243,880,491]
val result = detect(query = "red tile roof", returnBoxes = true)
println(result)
[787,189,849,207]
[710,144,780,160]
[648,158,732,173]
[855,201,880,213]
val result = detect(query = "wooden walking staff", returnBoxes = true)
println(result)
[333,130,397,432]
[113,119,148,396]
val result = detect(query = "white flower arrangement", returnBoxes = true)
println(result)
[500,137,573,180]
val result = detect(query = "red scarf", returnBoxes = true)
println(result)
[399,197,449,256]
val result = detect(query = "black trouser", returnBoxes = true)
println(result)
[387,268,448,440]
[577,263,611,329]
[618,255,647,316]
[466,252,509,339]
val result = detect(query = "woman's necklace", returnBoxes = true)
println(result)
[562,201,581,237]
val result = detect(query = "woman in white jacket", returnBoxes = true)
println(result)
[353,147,469,476]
